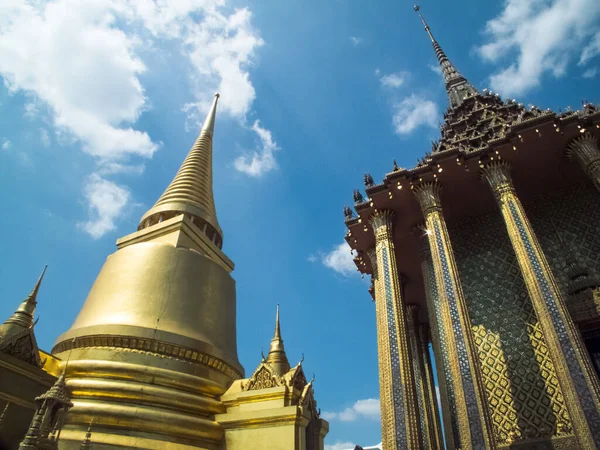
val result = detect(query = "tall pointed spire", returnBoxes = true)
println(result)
[4,266,47,329]
[0,267,46,366]
[139,93,224,248]
[414,5,478,108]
[266,305,290,376]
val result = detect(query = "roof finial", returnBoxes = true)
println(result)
[274,303,281,339]
[413,4,478,108]
[201,93,220,135]
[0,267,47,367]
[266,304,290,376]
[5,266,47,329]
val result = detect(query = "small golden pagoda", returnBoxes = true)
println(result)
[0,94,328,450]
[343,6,600,450]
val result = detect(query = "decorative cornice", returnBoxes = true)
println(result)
[52,335,242,379]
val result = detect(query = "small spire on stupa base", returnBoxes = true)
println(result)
[413,4,478,108]
[80,419,94,450]
[266,305,291,376]
[19,373,73,450]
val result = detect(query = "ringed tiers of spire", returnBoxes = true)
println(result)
[414,5,478,108]
[0,266,46,337]
[139,94,224,248]
[266,305,291,376]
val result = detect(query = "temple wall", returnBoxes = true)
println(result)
[445,184,591,448]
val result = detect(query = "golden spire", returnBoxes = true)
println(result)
[2,266,47,330]
[139,94,224,248]
[266,305,290,376]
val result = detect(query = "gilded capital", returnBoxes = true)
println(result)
[369,210,395,242]
[566,131,598,161]
[566,132,600,191]
[480,161,514,202]
[412,181,442,216]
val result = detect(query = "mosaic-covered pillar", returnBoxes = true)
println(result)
[413,182,497,450]
[419,323,445,450]
[481,160,600,449]
[407,304,441,450]
[567,132,600,192]
[415,233,458,450]
[369,210,423,450]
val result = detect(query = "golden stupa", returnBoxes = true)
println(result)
[0,94,328,450]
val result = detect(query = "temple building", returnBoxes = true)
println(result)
[343,6,600,450]
[0,94,327,449]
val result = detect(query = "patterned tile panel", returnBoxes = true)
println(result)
[449,211,572,446]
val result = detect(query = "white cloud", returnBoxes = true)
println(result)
[322,242,357,276]
[477,0,600,96]
[379,71,406,89]
[307,254,317,263]
[580,32,600,65]
[325,442,356,450]
[324,443,381,450]
[0,0,271,237]
[233,120,279,177]
[40,128,50,147]
[2,139,11,150]
[392,95,439,135]
[78,174,130,239]
[350,36,363,46]
[428,64,442,75]
[323,398,380,422]
[583,67,598,78]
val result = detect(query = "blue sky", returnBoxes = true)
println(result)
[0,0,599,448]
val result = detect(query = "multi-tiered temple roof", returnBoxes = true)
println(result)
[344,7,600,309]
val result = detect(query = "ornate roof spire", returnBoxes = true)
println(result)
[266,304,291,376]
[414,5,478,108]
[4,266,47,329]
[0,267,47,367]
[139,94,224,248]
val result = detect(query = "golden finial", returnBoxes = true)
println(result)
[266,305,290,376]
[5,266,47,328]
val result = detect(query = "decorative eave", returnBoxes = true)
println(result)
[344,107,600,276]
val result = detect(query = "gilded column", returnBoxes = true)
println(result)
[407,304,440,450]
[419,324,444,450]
[481,160,600,449]
[415,233,457,450]
[413,182,497,450]
[369,210,423,450]
[566,132,600,191]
